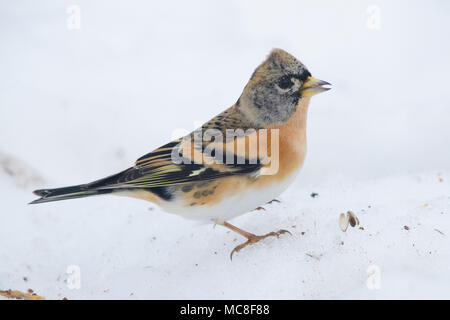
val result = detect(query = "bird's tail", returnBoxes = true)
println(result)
[29,167,136,204]
[30,184,114,204]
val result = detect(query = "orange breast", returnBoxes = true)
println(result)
[255,96,310,186]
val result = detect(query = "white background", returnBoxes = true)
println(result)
[1,0,449,299]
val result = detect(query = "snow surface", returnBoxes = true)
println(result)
[1,0,450,299]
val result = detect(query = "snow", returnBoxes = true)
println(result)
[1,0,450,299]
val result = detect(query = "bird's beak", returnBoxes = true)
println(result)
[301,77,331,97]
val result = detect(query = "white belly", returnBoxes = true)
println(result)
[158,169,299,223]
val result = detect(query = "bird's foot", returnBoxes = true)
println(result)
[230,229,291,260]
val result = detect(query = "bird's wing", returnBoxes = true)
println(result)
[129,139,261,188]
[87,107,265,190]
[88,136,262,190]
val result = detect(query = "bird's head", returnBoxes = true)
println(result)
[238,48,330,126]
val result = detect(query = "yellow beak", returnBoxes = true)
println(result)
[301,77,331,97]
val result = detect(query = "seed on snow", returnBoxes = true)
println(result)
[347,211,359,227]
[339,213,349,232]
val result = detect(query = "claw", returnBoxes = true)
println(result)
[229,229,291,260]
[230,241,250,260]
[279,229,292,236]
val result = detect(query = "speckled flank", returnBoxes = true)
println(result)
[176,182,219,207]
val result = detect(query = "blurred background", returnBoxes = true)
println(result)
[1,0,450,299]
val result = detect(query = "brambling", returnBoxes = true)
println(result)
[31,48,330,259]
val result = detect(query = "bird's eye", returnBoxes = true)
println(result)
[278,76,293,89]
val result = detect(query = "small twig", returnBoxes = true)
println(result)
[0,289,45,300]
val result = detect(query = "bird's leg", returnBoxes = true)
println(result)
[217,221,291,260]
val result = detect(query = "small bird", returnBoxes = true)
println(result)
[30,48,330,259]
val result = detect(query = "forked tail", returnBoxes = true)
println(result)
[29,167,136,204]
[30,184,114,204]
